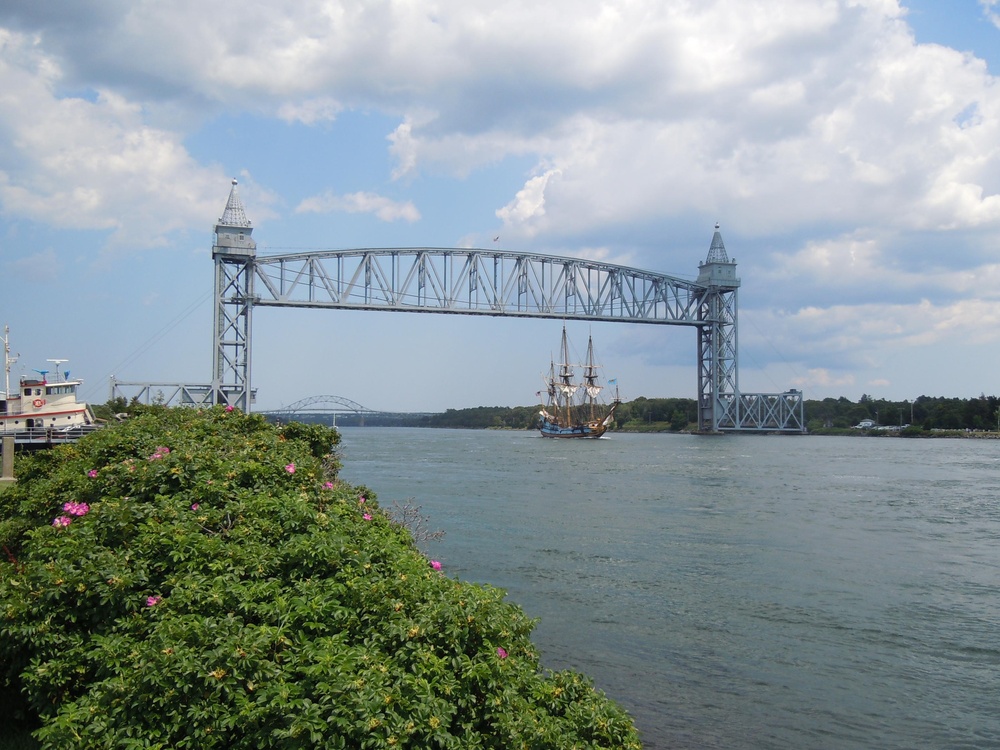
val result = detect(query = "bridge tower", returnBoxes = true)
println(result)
[696,225,740,431]
[211,179,256,410]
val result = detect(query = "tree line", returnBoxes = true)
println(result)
[96,393,1000,433]
[384,394,1000,433]
[805,393,1000,432]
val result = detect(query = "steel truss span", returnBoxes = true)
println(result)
[274,395,375,414]
[250,248,704,324]
[110,379,215,407]
[258,395,380,425]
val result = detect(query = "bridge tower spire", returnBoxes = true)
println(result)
[211,179,256,410]
[696,223,740,431]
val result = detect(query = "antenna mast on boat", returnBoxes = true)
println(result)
[2,325,18,405]
[47,359,69,383]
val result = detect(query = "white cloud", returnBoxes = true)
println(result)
[276,97,342,125]
[746,295,1000,375]
[496,169,559,233]
[387,118,418,180]
[758,229,1000,311]
[0,29,230,249]
[4,1,999,250]
[296,190,420,222]
[982,1,1000,29]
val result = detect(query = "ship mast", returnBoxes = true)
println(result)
[583,333,601,421]
[558,325,575,426]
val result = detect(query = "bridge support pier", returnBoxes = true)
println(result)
[696,226,740,432]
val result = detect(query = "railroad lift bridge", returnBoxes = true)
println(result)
[114,181,804,433]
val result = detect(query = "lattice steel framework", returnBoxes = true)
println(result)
[697,286,741,430]
[272,394,376,415]
[109,379,215,407]
[734,391,806,432]
[692,227,804,431]
[258,395,377,427]
[249,248,703,323]
[211,180,256,411]
[197,183,804,432]
[695,226,741,431]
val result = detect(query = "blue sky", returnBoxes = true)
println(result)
[2,0,1000,412]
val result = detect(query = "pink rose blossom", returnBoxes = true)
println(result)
[285,463,296,474]
[496,647,508,659]
[363,513,372,521]
[62,501,89,516]
[430,560,442,571]
[146,596,162,607]
[87,469,98,478]
[52,515,72,527]
[225,405,234,412]
[191,503,200,511]
[145,446,171,461]
[359,496,366,504]
[324,482,334,489]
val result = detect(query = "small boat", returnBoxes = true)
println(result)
[538,325,620,439]
[1,326,99,446]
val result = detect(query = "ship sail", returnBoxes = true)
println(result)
[537,325,620,439]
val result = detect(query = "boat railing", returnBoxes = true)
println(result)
[8,424,104,446]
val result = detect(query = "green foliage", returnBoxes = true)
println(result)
[90,397,130,423]
[0,407,640,749]
[803,394,1000,432]
[614,398,697,432]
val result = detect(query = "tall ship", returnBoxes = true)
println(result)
[538,326,620,439]
[1,326,99,446]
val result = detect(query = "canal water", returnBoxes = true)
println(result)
[336,428,1000,749]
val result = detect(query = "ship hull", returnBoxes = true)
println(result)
[539,419,609,439]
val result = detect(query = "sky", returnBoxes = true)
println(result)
[2,0,1000,413]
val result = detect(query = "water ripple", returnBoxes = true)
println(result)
[340,429,1000,749]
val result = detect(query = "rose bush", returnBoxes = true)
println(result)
[0,406,641,749]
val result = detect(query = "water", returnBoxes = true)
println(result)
[336,428,1000,749]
